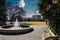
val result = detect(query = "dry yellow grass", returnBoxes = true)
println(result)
[20,22,46,25]
[6,22,46,25]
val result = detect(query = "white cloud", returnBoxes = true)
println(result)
[35,10,41,15]
[23,10,41,18]
[36,10,39,13]
[23,12,34,18]
[18,0,25,8]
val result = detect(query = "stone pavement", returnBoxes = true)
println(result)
[0,25,47,40]
[44,27,56,40]
[44,28,54,40]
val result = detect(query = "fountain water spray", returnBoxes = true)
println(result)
[10,18,21,30]
[14,18,20,28]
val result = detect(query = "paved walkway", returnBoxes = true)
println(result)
[0,25,47,40]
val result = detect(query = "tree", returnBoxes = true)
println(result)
[10,13,23,24]
[38,0,60,35]
[56,0,60,35]
[0,0,7,26]
[38,0,57,35]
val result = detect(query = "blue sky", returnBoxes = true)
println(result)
[6,0,39,14]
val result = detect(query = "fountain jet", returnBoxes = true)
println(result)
[14,18,20,29]
[10,18,21,30]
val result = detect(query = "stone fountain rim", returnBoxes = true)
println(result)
[0,26,34,35]
[0,26,32,30]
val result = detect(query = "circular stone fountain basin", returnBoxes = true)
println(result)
[0,18,33,35]
[1,24,29,29]
[0,25,33,35]
[1,25,13,28]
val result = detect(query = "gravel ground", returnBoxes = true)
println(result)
[0,25,47,40]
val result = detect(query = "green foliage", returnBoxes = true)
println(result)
[56,2,60,35]
[38,0,60,35]
[38,0,56,35]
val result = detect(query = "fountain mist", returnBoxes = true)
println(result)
[14,18,20,28]
[10,18,21,30]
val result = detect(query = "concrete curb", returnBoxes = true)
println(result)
[49,28,55,37]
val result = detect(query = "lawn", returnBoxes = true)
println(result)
[6,22,46,25]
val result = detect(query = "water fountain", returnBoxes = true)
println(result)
[0,18,33,35]
[10,18,22,30]
[0,0,33,35]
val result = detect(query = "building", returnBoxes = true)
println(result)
[32,15,43,21]
[23,15,43,21]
